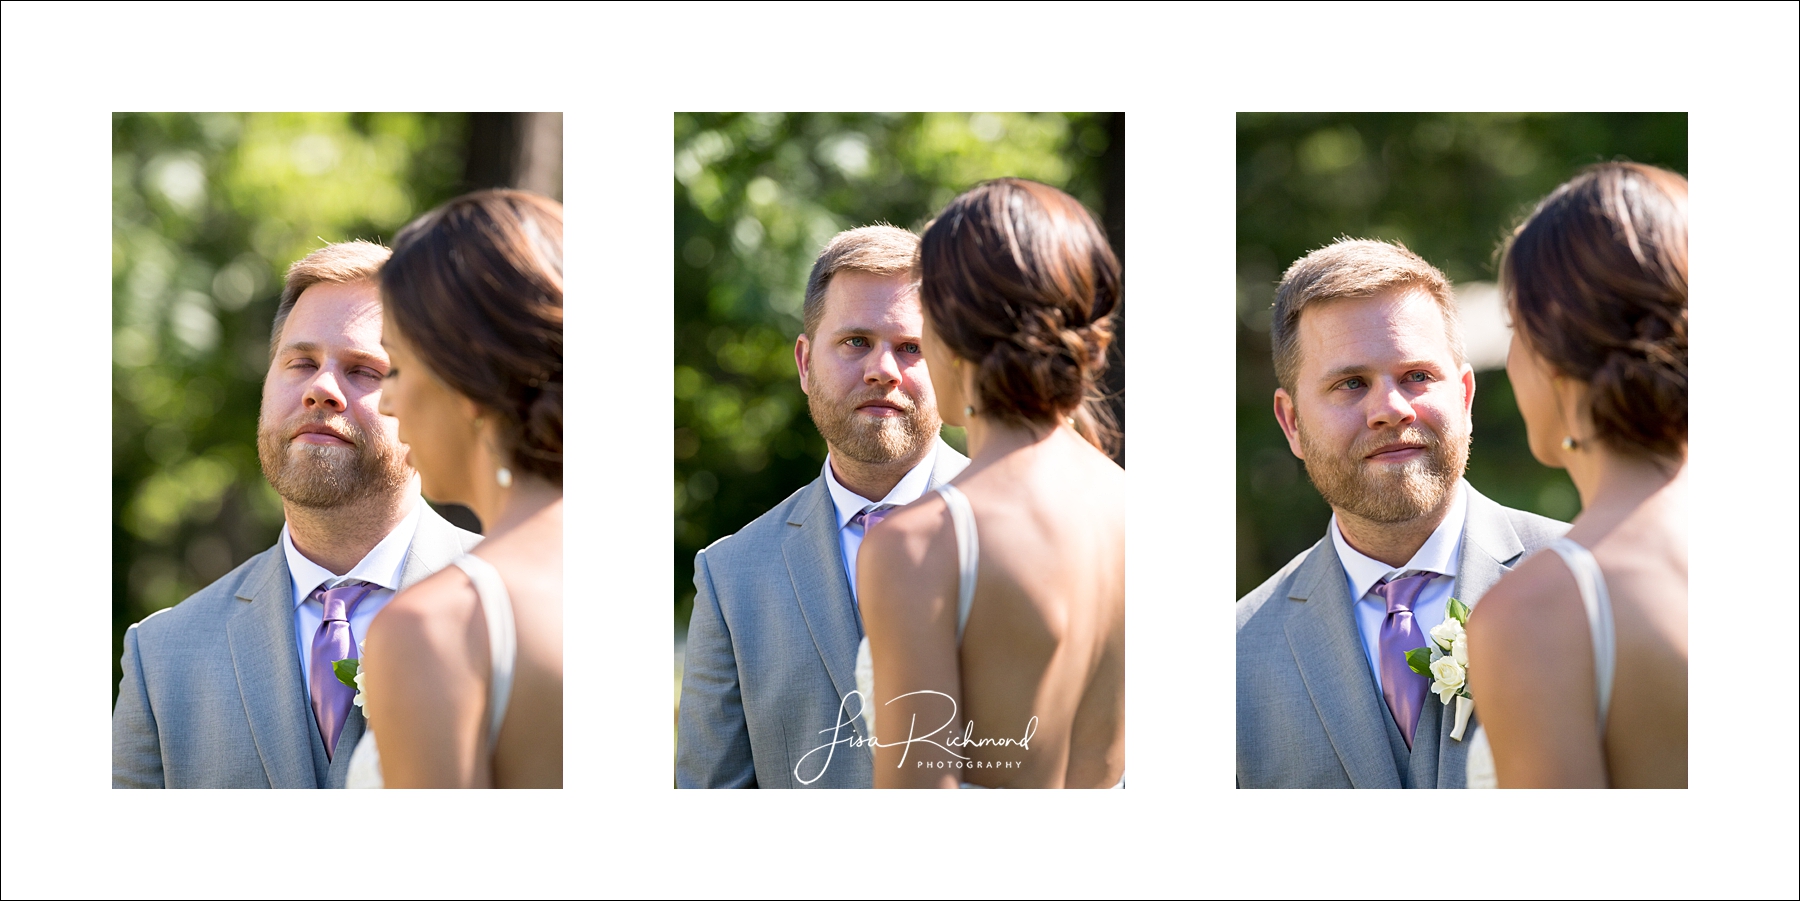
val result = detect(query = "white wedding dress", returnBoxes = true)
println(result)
[1464,537,1615,789]
[854,484,1123,789]
[346,554,516,789]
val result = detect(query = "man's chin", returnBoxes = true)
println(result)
[839,434,929,466]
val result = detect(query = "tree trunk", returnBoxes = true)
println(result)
[462,112,563,201]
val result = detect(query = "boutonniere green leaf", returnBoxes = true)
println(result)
[333,647,367,708]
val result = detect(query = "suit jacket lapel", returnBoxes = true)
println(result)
[1283,539,1405,789]
[783,478,868,743]
[925,437,970,490]
[324,704,367,788]
[1431,482,1530,787]
[398,504,474,589]
[1455,483,1527,606]
[227,550,324,788]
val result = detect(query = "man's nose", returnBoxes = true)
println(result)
[864,347,901,386]
[1366,380,1417,429]
[303,368,348,412]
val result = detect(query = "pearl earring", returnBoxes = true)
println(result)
[1561,436,1578,451]
[475,414,513,487]
[965,405,976,417]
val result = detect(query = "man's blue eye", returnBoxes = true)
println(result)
[1407,371,1431,382]
[1342,377,1364,390]
[902,343,920,354]
[848,337,868,347]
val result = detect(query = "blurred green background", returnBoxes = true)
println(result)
[1236,112,1686,597]
[112,112,561,703]
[673,112,1125,639]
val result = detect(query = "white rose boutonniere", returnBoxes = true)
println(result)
[1407,597,1476,740]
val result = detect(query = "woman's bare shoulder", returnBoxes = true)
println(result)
[862,492,951,574]
[1469,550,1582,640]
[375,565,480,643]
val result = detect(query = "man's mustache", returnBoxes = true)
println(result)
[280,413,363,446]
[846,391,918,414]
[1355,427,1439,459]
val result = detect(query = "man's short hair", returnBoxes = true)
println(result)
[270,240,392,359]
[1271,238,1462,395]
[801,225,920,338]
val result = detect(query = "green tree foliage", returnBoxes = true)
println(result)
[673,112,1120,626]
[1236,112,1687,597]
[112,112,472,701]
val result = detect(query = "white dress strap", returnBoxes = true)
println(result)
[1544,537,1615,728]
[935,484,978,644]
[452,554,516,747]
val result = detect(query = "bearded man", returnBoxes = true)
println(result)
[113,242,480,788]
[1236,239,1567,789]
[677,226,968,788]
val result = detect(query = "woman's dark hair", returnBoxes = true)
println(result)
[1502,162,1687,462]
[381,189,563,485]
[918,178,1120,454]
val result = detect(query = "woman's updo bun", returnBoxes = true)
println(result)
[918,178,1120,452]
[381,189,564,485]
[1502,162,1687,462]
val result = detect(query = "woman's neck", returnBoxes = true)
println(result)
[964,414,1068,465]
[468,474,561,539]
[1566,445,1684,537]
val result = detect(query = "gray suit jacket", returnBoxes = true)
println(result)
[1236,481,1567,788]
[677,439,970,788]
[113,504,480,788]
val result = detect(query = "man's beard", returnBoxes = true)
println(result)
[1298,417,1470,525]
[808,382,941,466]
[256,410,409,509]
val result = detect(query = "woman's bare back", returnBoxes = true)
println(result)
[1586,480,1687,788]
[950,430,1125,787]
[469,505,563,788]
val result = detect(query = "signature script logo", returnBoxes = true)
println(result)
[793,689,1038,785]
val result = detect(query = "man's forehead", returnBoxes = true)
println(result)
[1297,290,1454,370]
[282,281,385,346]
[821,271,920,330]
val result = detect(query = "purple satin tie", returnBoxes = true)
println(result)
[308,581,375,760]
[1373,572,1436,750]
[853,503,896,531]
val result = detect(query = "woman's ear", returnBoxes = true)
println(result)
[958,358,980,416]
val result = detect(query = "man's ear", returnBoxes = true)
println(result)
[794,333,812,395]
[1273,388,1305,459]
[1459,363,1477,429]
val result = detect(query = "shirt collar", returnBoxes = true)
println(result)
[281,495,425,607]
[822,441,940,530]
[1329,479,1468,601]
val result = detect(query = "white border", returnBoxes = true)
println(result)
[2,3,1795,898]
